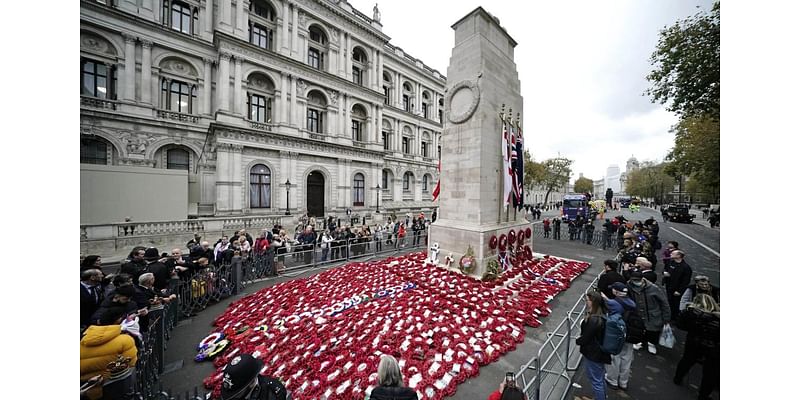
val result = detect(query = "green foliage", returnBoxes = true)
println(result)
[523,149,546,193]
[666,115,720,202]
[646,2,720,118]
[626,162,676,204]
[540,157,573,205]
[574,177,594,194]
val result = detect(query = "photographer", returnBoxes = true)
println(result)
[487,377,527,400]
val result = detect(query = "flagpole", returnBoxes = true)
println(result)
[506,109,513,223]
[498,104,506,224]
[515,112,521,222]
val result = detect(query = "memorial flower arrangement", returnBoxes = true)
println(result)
[199,250,590,399]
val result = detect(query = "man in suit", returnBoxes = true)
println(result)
[80,269,105,331]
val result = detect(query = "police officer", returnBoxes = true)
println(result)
[220,354,290,400]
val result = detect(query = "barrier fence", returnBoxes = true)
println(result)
[530,223,619,250]
[514,273,602,400]
[103,229,431,399]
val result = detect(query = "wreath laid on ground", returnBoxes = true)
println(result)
[459,245,476,275]
[482,259,500,281]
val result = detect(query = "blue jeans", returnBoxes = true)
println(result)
[584,359,606,400]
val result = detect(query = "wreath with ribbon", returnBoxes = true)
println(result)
[488,235,498,250]
[508,230,516,245]
[498,234,507,251]
[459,245,476,274]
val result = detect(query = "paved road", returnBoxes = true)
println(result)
[157,206,720,399]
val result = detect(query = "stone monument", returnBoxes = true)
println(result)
[429,7,529,278]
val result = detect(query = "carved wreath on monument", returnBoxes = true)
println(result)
[445,79,481,124]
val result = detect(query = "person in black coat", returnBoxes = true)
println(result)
[80,269,105,330]
[143,247,170,292]
[597,260,625,298]
[664,250,693,321]
[120,247,147,282]
[674,294,720,400]
[576,291,611,400]
[553,218,561,240]
[368,355,418,400]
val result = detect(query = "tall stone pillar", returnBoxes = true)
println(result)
[345,34,352,80]
[275,72,286,124]
[339,30,346,78]
[204,0,214,38]
[221,0,232,30]
[376,106,383,144]
[203,58,213,115]
[377,51,383,92]
[234,57,243,115]
[289,75,296,126]
[140,40,153,104]
[280,0,290,55]
[291,5,299,59]
[122,33,137,102]
[370,48,377,90]
[428,7,527,278]
[395,72,402,108]
[217,52,231,112]
[344,95,351,140]
[236,0,247,38]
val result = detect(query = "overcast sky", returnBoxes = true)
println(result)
[349,0,715,181]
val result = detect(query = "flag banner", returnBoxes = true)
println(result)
[510,121,520,209]
[502,119,513,207]
[514,123,524,211]
[432,158,441,201]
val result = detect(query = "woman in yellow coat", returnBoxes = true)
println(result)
[80,306,138,400]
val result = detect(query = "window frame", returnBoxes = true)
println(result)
[249,164,272,209]
[80,137,109,165]
[402,137,410,154]
[166,148,191,170]
[352,173,365,206]
[81,58,115,99]
[403,172,412,192]
[307,108,322,133]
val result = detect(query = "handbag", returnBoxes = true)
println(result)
[659,323,675,348]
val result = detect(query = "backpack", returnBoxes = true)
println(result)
[619,301,646,344]
[600,313,626,355]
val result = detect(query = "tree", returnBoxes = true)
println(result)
[537,156,573,206]
[665,116,720,203]
[523,149,546,194]
[574,177,594,194]
[646,2,720,118]
[626,162,676,205]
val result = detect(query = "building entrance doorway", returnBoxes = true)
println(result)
[307,171,325,217]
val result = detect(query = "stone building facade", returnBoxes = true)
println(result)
[80,0,443,225]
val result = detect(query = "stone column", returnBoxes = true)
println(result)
[203,0,214,38]
[365,103,373,143]
[221,0,232,30]
[291,5,299,59]
[345,34,352,80]
[376,51,383,92]
[275,72,286,124]
[376,106,384,145]
[289,75,296,126]
[395,120,401,153]
[395,72,402,108]
[338,93,345,137]
[339,30,346,78]
[344,95,351,140]
[233,57,243,115]
[140,40,153,104]
[218,52,231,112]
[416,83,422,114]
[122,33,137,102]
[203,58,213,115]
[236,0,247,38]
[370,48,377,90]
[280,0,290,55]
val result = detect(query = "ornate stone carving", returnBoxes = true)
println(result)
[80,32,117,56]
[119,158,157,167]
[327,89,339,106]
[298,11,307,29]
[220,52,232,61]
[297,0,384,46]
[296,79,307,96]
[160,58,198,77]
[373,3,381,23]
[140,39,153,49]
[119,132,157,155]
[122,33,137,43]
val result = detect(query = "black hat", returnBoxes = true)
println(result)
[629,270,644,281]
[221,354,263,400]
[610,282,628,294]
[144,247,160,261]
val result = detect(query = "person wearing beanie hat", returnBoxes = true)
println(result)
[628,270,670,355]
[604,282,637,390]
[220,354,289,400]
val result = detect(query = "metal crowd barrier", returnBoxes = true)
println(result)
[111,228,431,399]
[531,224,618,250]
[514,273,602,400]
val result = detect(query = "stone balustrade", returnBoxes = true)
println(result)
[80,95,118,110]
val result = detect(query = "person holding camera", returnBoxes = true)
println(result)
[487,375,527,400]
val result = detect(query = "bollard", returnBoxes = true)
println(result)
[231,256,242,295]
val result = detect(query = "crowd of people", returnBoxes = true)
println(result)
[577,217,721,400]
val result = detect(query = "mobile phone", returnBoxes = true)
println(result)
[505,372,515,385]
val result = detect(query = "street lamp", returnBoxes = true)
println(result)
[284,179,291,215]
[375,184,381,213]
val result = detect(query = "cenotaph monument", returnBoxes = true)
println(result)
[429,7,529,278]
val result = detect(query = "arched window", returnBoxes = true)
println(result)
[247,73,275,123]
[250,164,271,208]
[166,148,190,170]
[403,172,413,192]
[383,72,392,105]
[249,0,276,51]
[307,25,328,71]
[352,47,368,86]
[164,1,197,35]
[81,137,108,165]
[351,104,367,142]
[422,92,430,119]
[402,83,412,112]
[81,58,116,99]
[353,173,365,206]
[306,90,327,133]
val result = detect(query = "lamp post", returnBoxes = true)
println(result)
[375,184,381,213]
[284,179,291,215]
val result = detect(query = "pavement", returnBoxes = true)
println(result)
[154,206,720,399]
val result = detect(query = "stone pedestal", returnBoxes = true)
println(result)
[429,7,527,278]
